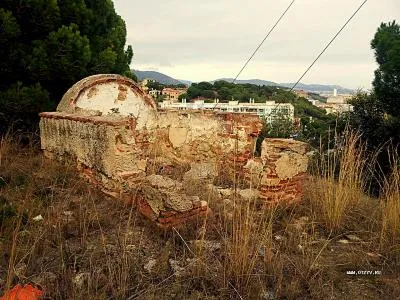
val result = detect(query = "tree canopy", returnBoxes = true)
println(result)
[349,20,400,194]
[0,0,135,133]
[350,21,400,147]
[371,21,400,118]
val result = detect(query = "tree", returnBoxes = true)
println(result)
[0,0,134,134]
[350,21,400,147]
[349,21,400,194]
[178,93,187,101]
[371,21,400,117]
[218,87,233,100]
[201,90,215,99]
[186,84,202,99]
[265,113,294,138]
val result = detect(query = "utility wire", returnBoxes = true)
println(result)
[288,0,368,92]
[211,0,295,111]
[232,0,296,84]
[263,0,368,122]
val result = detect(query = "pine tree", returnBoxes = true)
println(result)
[0,0,135,133]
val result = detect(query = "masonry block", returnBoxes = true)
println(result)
[259,138,309,204]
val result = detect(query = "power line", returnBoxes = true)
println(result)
[264,0,368,123]
[288,0,368,92]
[232,0,296,84]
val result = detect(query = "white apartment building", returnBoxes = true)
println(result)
[159,99,294,123]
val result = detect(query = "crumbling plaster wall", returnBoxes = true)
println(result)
[259,138,308,203]
[40,74,309,227]
[40,110,262,185]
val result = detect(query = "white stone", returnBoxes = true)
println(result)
[144,259,157,273]
[73,273,89,288]
[183,162,217,182]
[190,240,221,252]
[346,234,361,241]
[33,215,44,222]
[169,259,185,276]
[146,174,176,190]
[338,239,349,244]
[76,82,151,117]
[218,188,234,197]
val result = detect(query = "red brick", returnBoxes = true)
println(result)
[137,197,158,221]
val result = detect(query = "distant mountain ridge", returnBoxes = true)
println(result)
[211,78,277,86]
[133,70,354,93]
[133,70,187,86]
[279,83,354,94]
[213,78,354,94]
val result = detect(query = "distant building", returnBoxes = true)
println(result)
[159,99,294,124]
[320,88,354,98]
[326,95,353,104]
[149,89,161,98]
[161,87,187,102]
[322,93,354,114]
[295,90,309,98]
[319,103,353,114]
[308,99,322,106]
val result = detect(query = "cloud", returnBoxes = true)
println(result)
[146,67,160,72]
[115,0,400,89]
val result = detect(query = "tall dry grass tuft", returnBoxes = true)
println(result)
[307,130,371,232]
[217,125,277,298]
[380,149,400,248]
[223,196,275,298]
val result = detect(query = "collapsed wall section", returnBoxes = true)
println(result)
[39,74,309,228]
[259,138,308,203]
[39,111,263,181]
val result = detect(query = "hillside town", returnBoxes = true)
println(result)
[140,78,354,120]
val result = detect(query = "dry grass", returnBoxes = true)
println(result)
[1,133,399,299]
[380,150,400,249]
[0,134,161,298]
[307,130,371,232]
[223,196,275,298]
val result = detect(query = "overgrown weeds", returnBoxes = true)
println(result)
[307,130,371,232]
[223,196,275,298]
[380,148,400,252]
[1,133,399,299]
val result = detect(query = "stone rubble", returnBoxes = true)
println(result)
[169,259,185,276]
[144,258,157,273]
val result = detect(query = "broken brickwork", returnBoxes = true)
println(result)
[40,74,309,228]
[259,138,308,203]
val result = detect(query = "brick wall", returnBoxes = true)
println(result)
[259,138,309,203]
[40,74,308,228]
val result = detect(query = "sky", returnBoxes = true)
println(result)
[113,0,400,90]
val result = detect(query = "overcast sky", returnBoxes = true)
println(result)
[113,0,399,89]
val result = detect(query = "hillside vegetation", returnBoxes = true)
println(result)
[0,0,134,134]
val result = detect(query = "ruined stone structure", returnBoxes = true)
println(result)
[39,74,309,228]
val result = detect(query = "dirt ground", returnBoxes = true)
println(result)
[1,143,399,299]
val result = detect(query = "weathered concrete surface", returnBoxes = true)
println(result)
[57,74,157,129]
[40,74,309,227]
